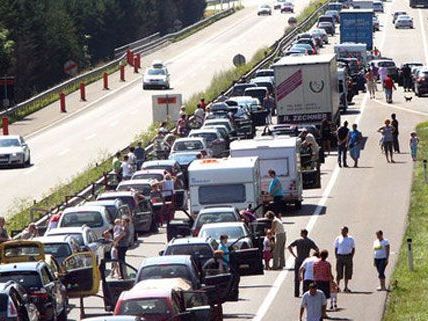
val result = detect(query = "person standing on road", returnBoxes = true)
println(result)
[313,250,334,302]
[320,118,332,155]
[121,155,134,180]
[299,251,320,294]
[268,169,285,215]
[378,66,388,85]
[383,74,396,103]
[288,229,319,297]
[266,211,286,270]
[134,142,145,170]
[365,68,376,99]
[378,119,396,163]
[299,283,327,321]
[401,64,412,92]
[391,113,400,153]
[112,152,122,181]
[334,226,355,293]
[0,217,10,244]
[116,217,130,263]
[370,63,379,91]
[347,123,363,168]
[410,132,420,161]
[336,121,350,168]
[262,93,275,124]
[218,235,230,267]
[373,230,390,291]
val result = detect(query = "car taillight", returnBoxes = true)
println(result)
[113,300,122,315]
[30,288,49,300]
[7,298,18,317]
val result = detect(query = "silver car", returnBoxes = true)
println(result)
[0,135,31,167]
[395,15,414,29]
[142,61,170,89]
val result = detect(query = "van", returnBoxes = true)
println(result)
[244,87,269,106]
[188,157,261,215]
[327,2,343,11]
[318,15,336,27]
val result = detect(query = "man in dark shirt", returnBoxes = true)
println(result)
[401,64,412,92]
[134,142,145,170]
[391,113,400,153]
[336,121,350,168]
[288,229,319,297]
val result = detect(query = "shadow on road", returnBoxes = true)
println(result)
[223,313,256,319]
[286,204,327,217]
[240,284,273,289]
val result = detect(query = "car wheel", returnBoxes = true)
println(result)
[416,87,421,97]
[25,154,31,167]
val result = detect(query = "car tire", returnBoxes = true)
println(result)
[25,155,31,167]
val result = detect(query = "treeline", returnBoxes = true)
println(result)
[0,0,206,102]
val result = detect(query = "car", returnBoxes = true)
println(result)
[0,135,31,167]
[188,129,228,158]
[198,222,253,250]
[257,4,272,15]
[373,1,384,12]
[33,235,80,264]
[280,2,294,13]
[85,199,133,222]
[81,317,142,321]
[201,125,230,143]
[0,281,39,321]
[191,206,241,236]
[289,43,316,55]
[203,118,235,136]
[229,82,257,97]
[414,67,428,96]
[325,10,340,23]
[57,205,113,239]
[274,0,286,9]
[225,96,261,113]
[327,2,343,12]
[284,48,308,56]
[140,160,184,183]
[97,191,155,234]
[254,69,274,78]
[371,59,399,81]
[395,15,413,28]
[393,11,407,24]
[132,168,183,190]
[0,262,67,321]
[310,28,329,44]
[244,86,269,106]
[116,179,153,197]
[398,62,423,86]
[170,137,211,157]
[293,38,318,53]
[317,21,335,35]
[317,15,336,28]
[114,278,219,321]
[373,15,380,31]
[250,76,275,94]
[142,61,170,90]
[297,32,323,48]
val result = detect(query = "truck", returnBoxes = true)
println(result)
[229,136,321,209]
[410,0,428,7]
[352,0,373,8]
[272,54,340,126]
[188,157,261,215]
[334,43,368,65]
[340,9,374,50]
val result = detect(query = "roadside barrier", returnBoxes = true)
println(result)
[2,117,9,135]
[103,73,109,90]
[59,92,66,113]
[80,82,86,101]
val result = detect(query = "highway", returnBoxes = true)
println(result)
[0,0,308,215]
[64,0,428,320]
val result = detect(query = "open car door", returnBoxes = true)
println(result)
[202,273,233,304]
[100,259,137,311]
[0,240,45,264]
[230,248,264,276]
[62,252,100,298]
[182,290,221,321]
[300,150,321,190]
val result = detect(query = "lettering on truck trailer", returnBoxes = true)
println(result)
[282,112,331,123]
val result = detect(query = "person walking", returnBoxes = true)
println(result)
[266,211,286,270]
[299,251,320,294]
[383,74,396,103]
[378,119,396,163]
[288,229,319,297]
[336,121,350,168]
[370,63,379,91]
[313,249,333,304]
[373,230,390,291]
[262,93,275,124]
[378,66,388,85]
[116,217,130,263]
[410,132,420,161]
[334,226,355,293]
[347,123,363,168]
[121,155,134,180]
[134,142,145,170]
[365,68,376,99]
[268,169,285,215]
[401,64,412,92]
[391,113,400,153]
[299,283,327,321]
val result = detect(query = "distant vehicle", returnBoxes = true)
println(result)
[310,28,329,44]
[0,281,39,321]
[225,96,261,113]
[188,129,228,158]
[191,206,241,236]
[371,59,399,80]
[373,0,384,12]
[410,0,428,8]
[116,179,153,196]
[395,15,414,28]
[317,21,335,35]
[373,15,380,31]
[143,61,170,90]
[274,0,286,9]
[132,168,183,190]
[170,137,211,157]
[229,82,257,97]
[289,43,316,55]
[325,10,340,23]
[33,235,80,264]
[203,119,235,135]
[284,48,308,56]
[414,67,428,96]
[393,11,407,23]
[293,38,318,53]
[297,32,323,48]
[318,15,336,28]
[0,135,31,167]
[254,69,274,78]
[141,160,184,182]
[327,2,343,12]
[244,86,269,105]
[257,4,272,15]
[280,2,294,13]
[198,222,253,250]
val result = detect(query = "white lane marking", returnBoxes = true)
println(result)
[418,9,428,65]
[84,133,97,141]
[373,99,428,116]
[58,148,70,156]
[23,166,37,175]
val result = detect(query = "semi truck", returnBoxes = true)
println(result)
[272,54,340,126]
[340,9,374,50]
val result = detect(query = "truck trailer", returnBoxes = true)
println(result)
[340,9,374,50]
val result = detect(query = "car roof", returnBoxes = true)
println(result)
[200,222,246,229]
[0,262,44,272]
[98,191,138,198]
[46,227,86,235]
[189,128,219,134]
[33,235,74,244]
[122,278,192,300]
[133,169,165,175]
[118,179,153,185]
[143,160,177,167]
[199,206,237,213]
[167,237,213,246]
[251,76,274,83]
[85,199,121,206]
[0,135,20,140]
[63,205,105,213]
[174,137,205,142]
[141,255,193,267]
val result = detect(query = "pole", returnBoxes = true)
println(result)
[103,72,109,90]
[407,238,414,271]
[134,57,139,73]
[59,92,66,112]
[424,160,427,183]
[2,116,9,135]
[80,82,86,101]
[120,65,125,81]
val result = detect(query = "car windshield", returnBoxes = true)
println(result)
[319,16,333,22]
[133,173,164,181]
[398,15,411,20]
[147,68,165,76]
[119,298,171,316]
[51,233,84,246]
[199,184,246,204]
[173,140,204,152]
[143,165,174,173]
[196,212,238,228]
[200,226,245,240]
[60,211,103,228]
[378,61,396,67]
[0,138,20,147]
[43,243,72,258]
[138,264,191,282]
[117,183,151,196]
[99,196,136,210]
[166,244,213,257]
[0,271,42,288]
[190,133,217,144]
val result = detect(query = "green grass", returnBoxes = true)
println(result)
[383,122,428,321]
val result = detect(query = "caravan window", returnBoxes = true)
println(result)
[199,184,246,204]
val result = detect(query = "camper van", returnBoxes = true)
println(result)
[230,137,321,208]
[188,157,261,215]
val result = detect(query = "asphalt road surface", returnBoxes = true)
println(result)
[65,0,428,320]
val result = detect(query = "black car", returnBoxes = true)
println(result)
[0,281,39,321]
[229,82,257,97]
[0,262,67,321]
[414,67,428,96]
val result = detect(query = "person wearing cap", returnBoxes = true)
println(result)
[203,250,228,275]
[299,283,327,321]
[20,223,38,240]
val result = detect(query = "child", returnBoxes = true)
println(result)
[110,240,121,278]
[263,230,275,270]
[330,281,339,311]
[410,132,420,161]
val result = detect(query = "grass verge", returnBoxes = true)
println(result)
[382,121,428,321]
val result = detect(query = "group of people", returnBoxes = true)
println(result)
[149,171,176,227]
[336,120,363,168]
[364,62,397,103]
[112,143,146,180]
[107,217,131,278]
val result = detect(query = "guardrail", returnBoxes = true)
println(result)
[0,8,236,121]
[14,3,327,235]
[114,33,161,58]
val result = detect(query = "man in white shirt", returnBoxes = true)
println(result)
[121,155,134,180]
[334,226,355,292]
[299,252,320,294]
[194,104,205,126]
[300,283,327,321]
[373,230,390,291]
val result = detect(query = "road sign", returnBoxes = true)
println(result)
[233,54,246,67]
[152,94,182,123]
[64,60,78,76]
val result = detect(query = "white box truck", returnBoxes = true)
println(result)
[188,157,261,215]
[273,54,340,126]
[230,136,321,208]
[334,43,368,65]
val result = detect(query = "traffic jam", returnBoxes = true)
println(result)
[0,0,408,320]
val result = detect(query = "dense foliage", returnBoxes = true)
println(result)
[0,0,206,101]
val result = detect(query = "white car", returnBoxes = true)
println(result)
[274,0,286,9]
[395,15,414,29]
[0,135,31,167]
[198,222,253,249]
[257,4,272,15]
[170,137,211,157]
[143,61,170,89]
[188,128,228,158]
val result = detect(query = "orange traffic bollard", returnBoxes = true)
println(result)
[2,117,9,135]
[126,49,134,66]
[136,53,141,69]
[134,57,139,73]
[103,72,109,90]
[59,92,66,113]
[120,65,125,81]
[80,82,86,101]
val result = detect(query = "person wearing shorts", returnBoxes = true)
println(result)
[334,226,355,293]
[378,119,395,163]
